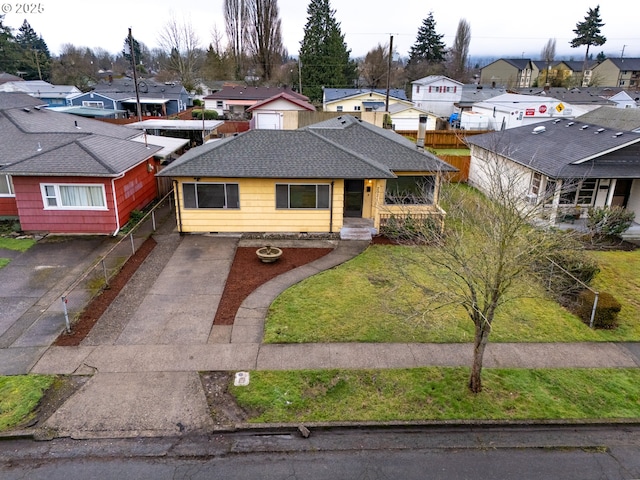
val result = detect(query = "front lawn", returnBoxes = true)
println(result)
[231,368,640,423]
[0,237,36,252]
[265,245,636,343]
[0,375,55,431]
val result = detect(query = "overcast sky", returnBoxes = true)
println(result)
[3,0,639,60]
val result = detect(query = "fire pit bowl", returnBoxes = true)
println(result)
[256,245,283,263]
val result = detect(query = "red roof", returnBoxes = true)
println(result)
[204,86,309,102]
[246,92,315,112]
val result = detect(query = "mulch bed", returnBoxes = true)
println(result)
[53,236,157,346]
[213,247,333,325]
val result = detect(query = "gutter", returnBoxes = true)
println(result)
[110,174,125,236]
[173,180,183,234]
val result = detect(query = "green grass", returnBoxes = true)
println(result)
[0,237,35,252]
[264,245,619,344]
[0,258,9,269]
[230,368,640,423]
[433,148,470,156]
[0,375,55,431]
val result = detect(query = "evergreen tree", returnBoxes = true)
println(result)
[299,0,357,103]
[407,11,446,80]
[15,20,51,80]
[0,15,21,76]
[570,5,606,84]
[122,34,146,74]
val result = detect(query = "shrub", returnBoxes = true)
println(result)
[192,99,202,107]
[379,214,440,244]
[587,206,635,239]
[192,109,219,120]
[534,250,600,299]
[575,289,621,329]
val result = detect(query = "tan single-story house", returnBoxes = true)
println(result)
[157,115,456,236]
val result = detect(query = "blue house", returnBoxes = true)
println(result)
[70,78,192,117]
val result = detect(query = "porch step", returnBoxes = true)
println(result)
[339,227,373,241]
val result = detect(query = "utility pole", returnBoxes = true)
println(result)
[128,28,142,122]
[384,35,393,114]
[298,59,302,94]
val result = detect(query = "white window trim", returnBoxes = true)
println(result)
[182,182,240,209]
[0,174,14,197]
[82,101,104,108]
[40,183,108,210]
[275,183,331,209]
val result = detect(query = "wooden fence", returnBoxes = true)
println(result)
[439,154,471,183]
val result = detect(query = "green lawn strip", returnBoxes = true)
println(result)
[433,149,470,156]
[587,249,640,339]
[0,237,36,252]
[230,368,640,423]
[0,258,9,269]
[264,245,608,344]
[0,375,55,431]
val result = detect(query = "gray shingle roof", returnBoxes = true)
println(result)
[323,88,408,103]
[158,115,455,179]
[577,106,640,132]
[0,93,161,176]
[466,118,640,179]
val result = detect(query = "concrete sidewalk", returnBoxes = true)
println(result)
[10,230,640,440]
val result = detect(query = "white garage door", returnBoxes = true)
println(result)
[256,112,282,129]
[391,117,418,131]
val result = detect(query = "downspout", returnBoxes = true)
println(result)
[329,180,334,234]
[111,175,124,236]
[173,180,183,234]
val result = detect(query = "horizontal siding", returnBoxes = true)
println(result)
[114,160,159,225]
[0,197,18,216]
[13,176,117,234]
[177,178,344,233]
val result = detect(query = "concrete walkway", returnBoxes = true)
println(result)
[4,226,640,439]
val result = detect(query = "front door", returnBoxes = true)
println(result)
[611,179,632,208]
[344,179,364,217]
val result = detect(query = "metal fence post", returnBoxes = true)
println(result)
[589,292,599,329]
[152,210,156,231]
[102,259,109,287]
[61,296,70,333]
[130,232,135,255]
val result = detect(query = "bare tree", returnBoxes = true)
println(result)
[382,137,578,393]
[158,14,202,91]
[358,43,404,89]
[540,38,556,87]
[224,0,249,79]
[201,26,235,80]
[448,19,471,82]
[246,0,284,82]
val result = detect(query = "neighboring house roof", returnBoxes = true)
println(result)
[484,58,533,71]
[577,106,640,132]
[124,119,224,131]
[386,103,435,116]
[204,85,308,102]
[0,93,161,176]
[0,80,81,98]
[515,87,615,107]
[0,72,23,84]
[411,75,464,87]
[466,118,640,179]
[457,85,507,107]
[158,114,454,179]
[47,106,128,117]
[246,92,315,112]
[323,88,408,103]
[601,58,640,71]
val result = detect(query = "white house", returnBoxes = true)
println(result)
[387,103,438,131]
[469,93,587,130]
[247,92,315,130]
[411,75,464,118]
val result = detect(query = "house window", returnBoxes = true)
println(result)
[385,176,435,204]
[82,101,104,108]
[275,184,330,209]
[530,172,542,195]
[183,183,239,209]
[354,106,361,111]
[416,86,420,93]
[336,106,343,112]
[216,100,223,108]
[428,86,432,93]
[576,178,597,205]
[0,174,14,196]
[41,184,107,209]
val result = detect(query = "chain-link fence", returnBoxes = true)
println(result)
[60,190,175,333]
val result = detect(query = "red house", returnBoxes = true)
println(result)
[0,93,162,234]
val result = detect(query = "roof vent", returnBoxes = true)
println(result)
[36,142,42,152]
[23,107,31,113]
[566,122,575,127]
[532,126,546,134]
[595,128,605,134]
[74,120,81,129]
[581,125,589,130]
[613,132,624,137]
[553,119,561,124]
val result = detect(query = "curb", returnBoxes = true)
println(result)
[4,417,640,442]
